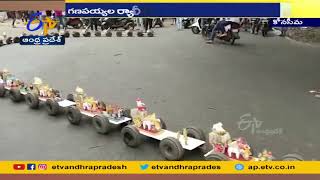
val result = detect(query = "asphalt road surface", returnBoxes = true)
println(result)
[0,26,319,160]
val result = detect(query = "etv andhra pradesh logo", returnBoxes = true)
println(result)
[26,12,57,36]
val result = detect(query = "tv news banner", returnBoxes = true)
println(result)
[20,12,65,46]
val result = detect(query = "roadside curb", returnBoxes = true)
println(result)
[285,36,320,48]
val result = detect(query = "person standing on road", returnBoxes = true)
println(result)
[176,17,183,30]
[8,11,17,28]
[143,18,153,32]
[54,10,65,31]
[89,18,99,31]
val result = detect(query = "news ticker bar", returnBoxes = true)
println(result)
[66,3,282,17]
[64,0,320,18]
[0,161,319,174]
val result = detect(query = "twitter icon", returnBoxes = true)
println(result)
[140,164,149,170]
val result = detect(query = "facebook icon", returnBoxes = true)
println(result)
[27,164,36,170]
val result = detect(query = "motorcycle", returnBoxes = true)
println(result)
[153,18,164,28]
[101,18,135,30]
[66,18,83,29]
[209,22,241,45]
[182,18,193,29]
[201,19,218,38]
[190,18,202,34]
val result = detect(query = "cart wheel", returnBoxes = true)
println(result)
[159,137,184,160]
[45,99,60,116]
[72,31,80,37]
[191,27,200,34]
[9,89,23,102]
[0,84,6,97]
[67,106,81,125]
[116,31,122,37]
[205,152,229,161]
[281,153,303,161]
[93,115,112,134]
[158,118,167,130]
[106,31,112,37]
[64,31,70,38]
[25,92,39,109]
[121,125,142,147]
[122,108,132,118]
[137,31,144,37]
[127,30,133,37]
[147,31,154,37]
[186,127,206,152]
[67,94,74,102]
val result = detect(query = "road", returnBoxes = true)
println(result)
[0,25,319,160]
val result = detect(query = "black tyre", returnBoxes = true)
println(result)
[13,37,20,43]
[137,31,144,37]
[186,127,206,152]
[191,26,200,34]
[9,89,23,102]
[147,31,154,37]
[159,137,185,160]
[93,115,112,134]
[67,94,74,102]
[64,31,70,38]
[25,92,39,109]
[45,99,60,116]
[281,154,303,161]
[205,152,229,161]
[72,31,80,37]
[6,37,13,44]
[127,31,133,37]
[106,31,112,37]
[83,31,91,37]
[95,31,102,37]
[121,125,142,147]
[0,83,6,97]
[116,31,122,37]
[67,106,82,125]
[0,40,3,46]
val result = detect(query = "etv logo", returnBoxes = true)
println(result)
[26,12,57,36]
[38,164,47,170]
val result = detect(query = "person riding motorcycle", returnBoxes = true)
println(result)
[206,18,240,44]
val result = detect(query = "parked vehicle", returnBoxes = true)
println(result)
[66,18,83,29]
[153,18,164,28]
[101,18,135,30]
[182,18,193,29]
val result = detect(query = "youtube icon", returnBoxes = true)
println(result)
[13,164,25,170]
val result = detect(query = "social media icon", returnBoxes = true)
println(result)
[140,164,149,170]
[13,164,25,170]
[27,164,36,170]
[235,163,244,171]
[38,164,47,170]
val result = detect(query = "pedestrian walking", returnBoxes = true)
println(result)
[143,18,153,32]
[176,17,183,30]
